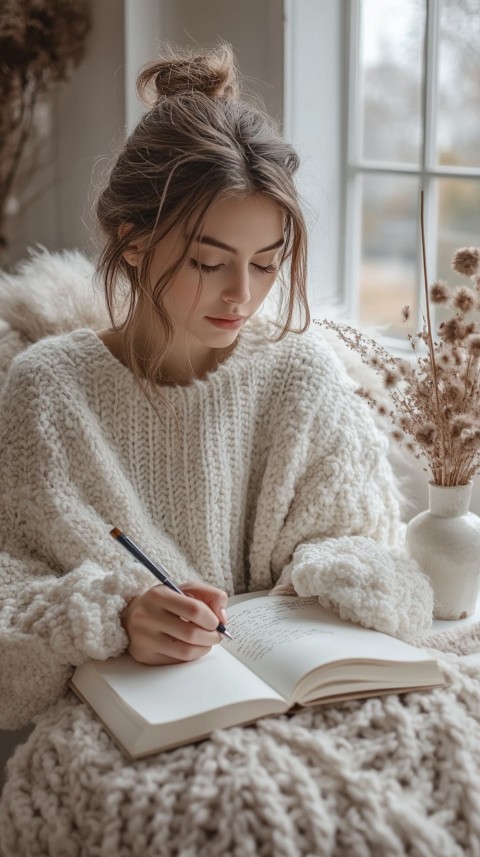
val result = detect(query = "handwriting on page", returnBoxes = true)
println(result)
[228,598,333,663]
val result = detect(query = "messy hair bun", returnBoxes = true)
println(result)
[137,43,240,107]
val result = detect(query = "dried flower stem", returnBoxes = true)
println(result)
[0,80,39,209]
[318,213,480,487]
[420,191,446,483]
[462,356,473,410]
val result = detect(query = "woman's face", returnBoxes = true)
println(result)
[136,193,285,368]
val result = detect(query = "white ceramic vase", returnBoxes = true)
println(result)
[405,481,480,620]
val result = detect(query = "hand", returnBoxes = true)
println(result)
[120,581,229,665]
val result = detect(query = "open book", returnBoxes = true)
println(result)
[70,593,444,759]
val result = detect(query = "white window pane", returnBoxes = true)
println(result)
[436,179,480,280]
[360,0,425,164]
[360,174,419,335]
[437,0,480,168]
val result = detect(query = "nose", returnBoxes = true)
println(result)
[223,265,250,305]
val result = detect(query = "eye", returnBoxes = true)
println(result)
[252,263,277,274]
[188,259,223,274]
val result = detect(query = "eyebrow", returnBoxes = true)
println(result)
[195,236,285,254]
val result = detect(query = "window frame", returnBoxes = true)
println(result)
[345,0,480,348]
[283,0,348,317]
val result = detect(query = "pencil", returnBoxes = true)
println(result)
[110,527,233,640]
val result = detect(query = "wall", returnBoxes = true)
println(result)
[159,0,283,124]
[5,0,126,267]
[4,0,284,269]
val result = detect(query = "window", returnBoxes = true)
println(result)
[286,0,480,335]
[348,0,480,339]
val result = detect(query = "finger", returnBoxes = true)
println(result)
[159,633,215,661]
[181,582,229,624]
[144,585,221,630]
[129,637,213,666]
[125,602,221,647]
[153,611,222,646]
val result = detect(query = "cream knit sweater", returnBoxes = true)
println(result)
[0,299,433,732]
[5,252,480,857]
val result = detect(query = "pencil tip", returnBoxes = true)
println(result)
[222,629,234,641]
[110,527,122,539]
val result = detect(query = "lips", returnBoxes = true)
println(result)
[205,315,248,330]
[208,315,246,321]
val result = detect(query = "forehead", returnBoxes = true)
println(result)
[200,194,284,246]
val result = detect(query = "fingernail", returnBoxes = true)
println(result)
[220,608,228,624]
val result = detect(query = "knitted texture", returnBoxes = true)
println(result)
[1,652,480,857]
[0,301,433,731]
[0,250,448,854]
[282,535,434,638]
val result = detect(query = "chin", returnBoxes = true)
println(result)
[203,325,243,339]
[207,331,241,347]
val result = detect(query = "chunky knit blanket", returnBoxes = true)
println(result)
[1,644,480,857]
[0,251,480,856]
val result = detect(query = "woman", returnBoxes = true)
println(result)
[0,45,434,856]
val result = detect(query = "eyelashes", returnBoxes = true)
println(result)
[253,263,277,274]
[189,260,222,274]
[188,259,277,275]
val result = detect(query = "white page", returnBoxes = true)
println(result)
[225,594,437,701]
[81,643,286,727]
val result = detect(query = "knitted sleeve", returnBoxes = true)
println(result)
[252,337,433,640]
[0,353,195,729]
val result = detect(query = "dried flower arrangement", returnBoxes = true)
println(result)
[319,197,480,487]
[0,0,90,254]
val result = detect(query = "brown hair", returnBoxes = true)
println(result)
[96,43,309,390]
